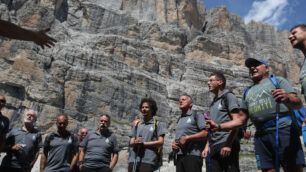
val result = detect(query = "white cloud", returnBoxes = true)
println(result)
[244,0,288,29]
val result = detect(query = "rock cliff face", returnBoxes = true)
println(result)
[0,0,304,171]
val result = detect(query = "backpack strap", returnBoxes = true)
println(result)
[269,75,280,89]
[153,119,162,154]
[45,132,55,149]
[268,75,280,172]
[243,87,251,100]
[134,121,141,138]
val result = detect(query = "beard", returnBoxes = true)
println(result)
[24,118,35,125]
[99,123,107,130]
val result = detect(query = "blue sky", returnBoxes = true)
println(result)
[200,0,305,31]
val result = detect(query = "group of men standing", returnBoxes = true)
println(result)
[0,104,119,172]
[1,21,306,172]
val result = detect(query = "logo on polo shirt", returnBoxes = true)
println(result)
[68,137,72,144]
[105,138,110,143]
[32,135,36,142]
[187,118,191,123]
[150,126,154,132]
[218,103,222,110]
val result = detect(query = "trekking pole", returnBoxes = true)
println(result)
[269,75,280,172]
[208,131,211,172]
[133,145,140,172]
[204,113,211,172]
[275,102,280,172]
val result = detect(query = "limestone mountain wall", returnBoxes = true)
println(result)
[0,0,304,171]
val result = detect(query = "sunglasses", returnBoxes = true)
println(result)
[0,99,6,103]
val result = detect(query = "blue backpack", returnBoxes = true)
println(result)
[243,75,306,128]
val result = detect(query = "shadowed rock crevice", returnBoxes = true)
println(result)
[55,0,68,22]
[0,83,25,100]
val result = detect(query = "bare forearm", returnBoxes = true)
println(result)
[224,112,240,146]
[220,111,247,131]
[224,129,238,146]
[143,136,164,148]
[129,138,136,147]
[30,149,40,168]
[70,151,78,169]
[0,20,36,41]
[79,148,85,162]
[185,130,207,141]
[284,93,302,109]
[40,151,47,172]
[110,153,118,169]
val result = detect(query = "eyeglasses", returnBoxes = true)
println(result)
[0,99,6,103]
[207,79,220,83]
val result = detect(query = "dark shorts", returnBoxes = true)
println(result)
[205,141,240,172]
[176,155,203,172]
[128,162,154,172]
[254,125,305,169]
[0,167,30,172]
[81,166,111,172]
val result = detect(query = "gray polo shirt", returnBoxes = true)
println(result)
[209,90,239,147]
[175,109,206,156]
[128,119,165,165]
[1,127,42,169]
[43,131,78,172]
[0,113,9,143]
[300,58,306,81]
[240,76,295,132]
[80,129,120,169]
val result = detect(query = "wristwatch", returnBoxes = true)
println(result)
[218,123,222,131]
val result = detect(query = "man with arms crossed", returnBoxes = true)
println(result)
[0,110,42,172]
[207,58,305,172]
[79,114,119,172]
[172,94,208,172]
[202,73,240,172]
[40,114,79,172]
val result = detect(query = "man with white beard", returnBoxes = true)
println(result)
[0,110,42,172]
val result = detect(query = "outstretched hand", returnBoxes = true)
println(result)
[32,28,57,49]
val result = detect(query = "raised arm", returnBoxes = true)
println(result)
[0,20,57,49]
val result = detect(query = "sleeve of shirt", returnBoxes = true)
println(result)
[196,112,206,130]
[227,93,239,112]
[277,76,296,93]
[43,133,51,148]
[37,132,43,148]
[240,96,248,110]
[79,133,88,148]
[156,122,165,137]
[130,126,137,138]
[5,130,14,147]
[73,134,79,147]
[112,134,120,153]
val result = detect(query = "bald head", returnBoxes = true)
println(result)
[56,114,68,132]
[78,128,88,141]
